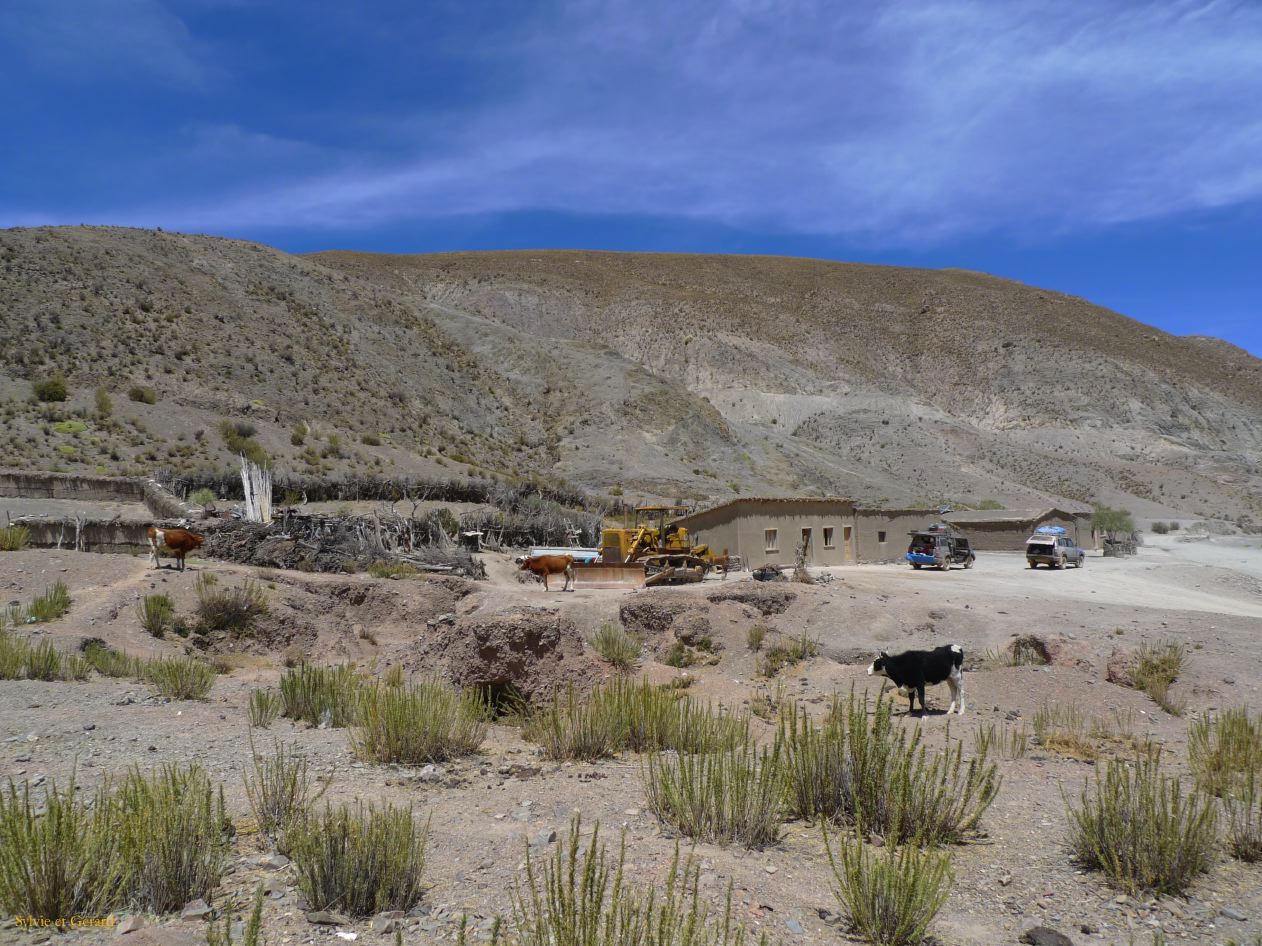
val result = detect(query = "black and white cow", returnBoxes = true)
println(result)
[867,644,965,715]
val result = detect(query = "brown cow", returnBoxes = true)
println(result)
[518,554,575,592]
[146,526,205,572]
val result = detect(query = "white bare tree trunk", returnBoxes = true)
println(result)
[240,455,273,524]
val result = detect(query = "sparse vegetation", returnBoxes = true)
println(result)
[824,823,953,946]
[280,662,364,727]
[189,487,217,506]
[195,573,268,635]
[128,385,158,404]
[10,580,73,624]
[94,387,113,416]
[587,621,641,670]
[352,680,486,764]
[0,628,88,682]
[1032,704,1157,762]
[1188,706,1262,797]
[0,525,30,551]
[136,592,175,637]
[1150,521,1170,535]
[522,686,626,762]
[643,743,783,848]
[1066,754,1216,896]
[971,723,1029,761]
[219,419,268,466]
[207,883,266,946]
[82,641,144,679]
[287,802,428,917]
[244,737,329,847]
[755,632,819,677]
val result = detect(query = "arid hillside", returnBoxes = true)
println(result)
[3,226,1259,521]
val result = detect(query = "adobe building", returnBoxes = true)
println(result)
[672,498,1094,568]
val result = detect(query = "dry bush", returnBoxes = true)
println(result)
[195,574,268,635]
[755,632,819,678]
[1066,754,1216,896]
[0,525,30,552]
[1133,641,1187,716]
[136,592,175,637]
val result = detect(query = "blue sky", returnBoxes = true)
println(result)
[2,0,1260,355]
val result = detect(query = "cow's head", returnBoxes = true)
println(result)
[867,651,890,678]
[515,556,530,569]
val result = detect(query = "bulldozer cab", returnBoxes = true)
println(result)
[600,504,697,563]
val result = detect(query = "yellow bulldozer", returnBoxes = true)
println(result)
[599,505,723,585]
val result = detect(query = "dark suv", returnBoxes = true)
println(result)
[1026,532,1085,569]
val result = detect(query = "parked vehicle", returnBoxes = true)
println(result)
[1025,526,1085,569]
[906,523,975,570]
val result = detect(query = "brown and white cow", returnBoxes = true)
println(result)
[146,526,205,572]
[518,554,575,592]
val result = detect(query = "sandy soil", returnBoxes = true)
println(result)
[2,536,1262,946]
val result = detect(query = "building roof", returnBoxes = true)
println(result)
[943,507,1090,524]
[673,495,854,525]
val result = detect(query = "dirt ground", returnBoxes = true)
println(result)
[3,534,1262,946]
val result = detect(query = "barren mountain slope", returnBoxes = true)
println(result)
[1,226,1258,520]
[313,249,1262,519]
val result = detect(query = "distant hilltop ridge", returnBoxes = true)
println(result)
[0,226,1258,524]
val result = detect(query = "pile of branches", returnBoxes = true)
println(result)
[199,509,485,578]
[459,495,605,548]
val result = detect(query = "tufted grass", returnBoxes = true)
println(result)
[1188,706,1262,798]
[143,655,216,700]
[195,574,268,636]
[136,593,176,637]
[244,737,329,849]
[0,525,30,552]
[587,622,641,670]
[248,688,282,728]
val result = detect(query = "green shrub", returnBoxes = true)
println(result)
[0,774,124,920]
[508,817,759,946]
[1150,521,1170,535]
[1066,754,1216,895]
[189,487,217,507]
[823,824,953,946]
[244,737,328,847]
[94,387,113,417]
[290,423,308,446]
[352,680,486,764]
[128,385,158,404]
[361,433,382,446]
[144,656,216,700]
[280,662,364,727]
[778,692,999,846]
[248,688,282,728]
[1133,641,1187,715]
[0,630,87,682]
[207,884,265,946]
[195,574,268,635]
[0,525,30,552]
[1189,707,1262,798]
[114,764,229,913]
[52,420,87,435]
[746,625,768,652]
[587,622,640,670]
[287,802,428,917]
[971,723,1028,761]
[219,419,268,466]
[1227,769,1262,862]
[136,593,175,637]
[644,743,783,848]
[32,375,67,402]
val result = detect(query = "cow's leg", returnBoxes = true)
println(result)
[951,668,966,714]
[177,551,185,573]
[916,684,927,715]
[542,571,549,592]
[946,676,959,715]
[148,535,161,569]
[564,564,574,592]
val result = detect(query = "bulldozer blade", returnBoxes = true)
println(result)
[571,562,646,589]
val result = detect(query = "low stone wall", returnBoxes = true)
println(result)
[15,518,151,553]
[0,469,196,521]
